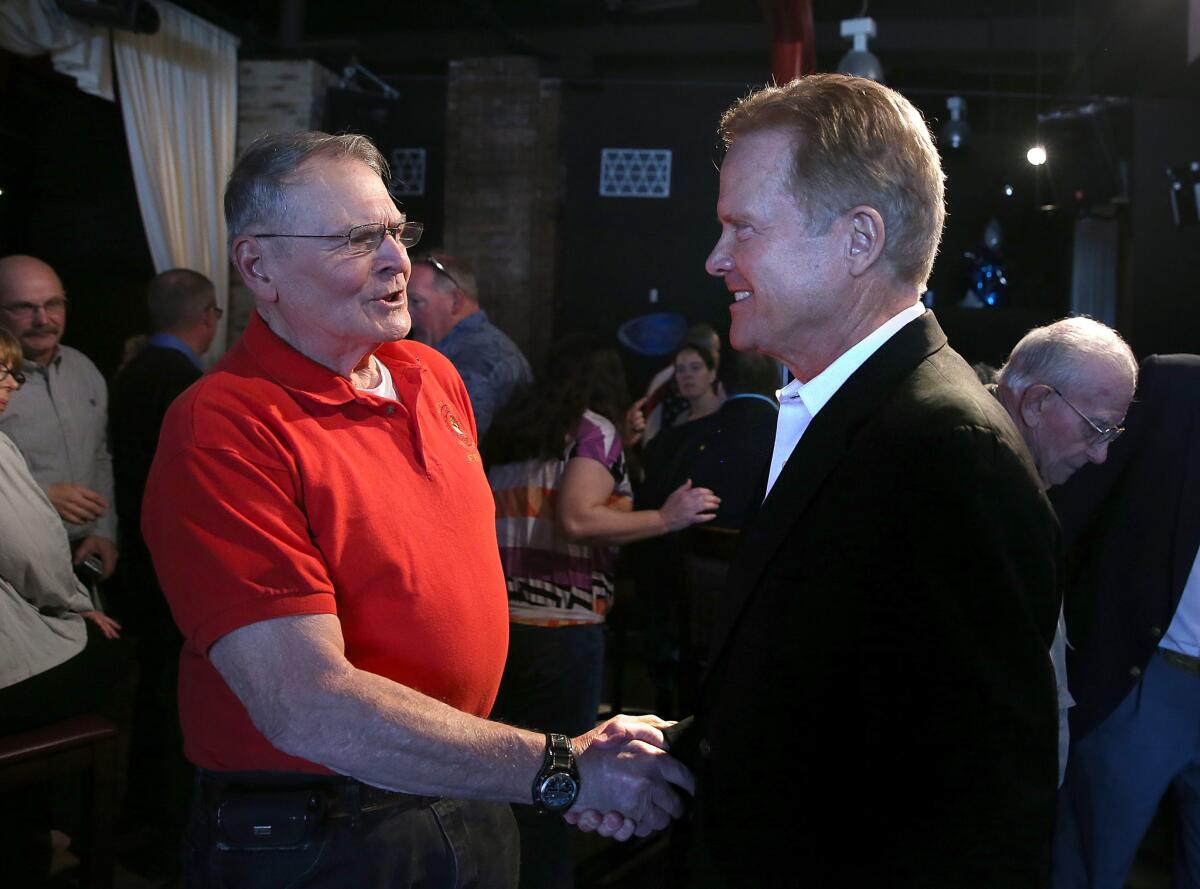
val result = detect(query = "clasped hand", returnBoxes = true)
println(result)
[569,714,694,842]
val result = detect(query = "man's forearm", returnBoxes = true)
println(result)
[267,660,544,801]
[210,613,689,826]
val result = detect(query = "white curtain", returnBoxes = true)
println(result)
[0,0,114,100]
[113,1,238,357]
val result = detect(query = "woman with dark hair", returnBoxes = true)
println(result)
[486,333,719,889]
[671,343,723,425]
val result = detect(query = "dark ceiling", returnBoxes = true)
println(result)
[172,0,1198,101]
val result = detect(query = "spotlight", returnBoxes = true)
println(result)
[939,96,972,151]
[837,18,883,82]
[1027,145,1048,166]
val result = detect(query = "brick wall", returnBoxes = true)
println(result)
[445,57,561,371]
[225,60,339,345]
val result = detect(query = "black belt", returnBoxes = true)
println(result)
[197,769,438,820]
[1159,648,1200,675]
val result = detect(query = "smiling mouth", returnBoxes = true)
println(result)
[733,290,752,302]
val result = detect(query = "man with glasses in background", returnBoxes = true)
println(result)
[142,132,693,888]
[407,252,531,436]
[992,315,1138,787]
[0,254,119,582]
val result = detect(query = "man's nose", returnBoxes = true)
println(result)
[1087,440,1110,465]
[377,230,411,273]
[705,234,732,277]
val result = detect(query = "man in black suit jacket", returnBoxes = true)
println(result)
[1049,354,1200,888]
[571,75,1062,887]
[109,268,219,868]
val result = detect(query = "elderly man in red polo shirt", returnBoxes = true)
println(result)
[142,132,698,889]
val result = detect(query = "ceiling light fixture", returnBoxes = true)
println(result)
[939,96,971,151]
[837,17,883,82]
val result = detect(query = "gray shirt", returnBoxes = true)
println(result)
[0,345,116,543]
[436,311,532,437]
[0,431,92,690]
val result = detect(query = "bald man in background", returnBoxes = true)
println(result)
[0,255,118,580]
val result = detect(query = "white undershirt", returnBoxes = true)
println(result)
[1162,543,1200,658]
[764,302,926,498]
[359,355,398,401]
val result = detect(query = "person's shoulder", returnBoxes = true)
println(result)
[1141,353,1200,394]
[894,348,1014,432]
[454,315,528,363]
[577,410,622,452]
[58,344,105,381]
[0,429,22,462]
[116,344,199,385]
[878,347,1036,470]
[157,345,284,446]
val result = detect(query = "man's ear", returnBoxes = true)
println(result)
[1019,384,1052,429]
[232,236,277,303]
[846,207,886,277]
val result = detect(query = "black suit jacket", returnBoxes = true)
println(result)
[672,312,1060,888]
[1050,354,1200,740]
[110,344,203,566]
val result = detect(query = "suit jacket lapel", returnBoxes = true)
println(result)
[705,311,949,677]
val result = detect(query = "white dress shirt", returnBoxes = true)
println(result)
[764,302,926,498]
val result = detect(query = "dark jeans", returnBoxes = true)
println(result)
[491,622,606,889]
[183,774,518,889]
[121,556,191,848]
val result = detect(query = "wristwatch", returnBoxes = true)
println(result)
[532,733,580,814]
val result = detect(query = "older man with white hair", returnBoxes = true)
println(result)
[995,317,1138,489]
[992,316,1138,787]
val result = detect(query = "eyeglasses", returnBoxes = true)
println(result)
[0,297,68,320]
[422,255,463,292]
[1050,386,1124,446]
[0,363,24,387]
[253,221,424,256]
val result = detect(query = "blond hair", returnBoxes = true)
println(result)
[719,74,946,288]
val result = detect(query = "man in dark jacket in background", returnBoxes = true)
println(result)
[109,267,219,872]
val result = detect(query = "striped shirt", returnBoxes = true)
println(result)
[490,410,632,627]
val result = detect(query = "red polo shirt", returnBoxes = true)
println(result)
[143,312,509,772]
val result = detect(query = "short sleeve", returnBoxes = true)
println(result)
[143,439,337,658]
[568,413,619,470]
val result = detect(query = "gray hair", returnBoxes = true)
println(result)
[998,316,1138,396]
[224,131,390,249]
[147,268,215,332]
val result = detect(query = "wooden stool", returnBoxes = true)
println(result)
[0,714,119,889]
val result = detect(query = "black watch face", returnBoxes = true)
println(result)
[538,773,578,811]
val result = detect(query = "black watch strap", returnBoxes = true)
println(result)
[532,732,580,814]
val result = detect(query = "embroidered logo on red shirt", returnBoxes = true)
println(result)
[439,402,479,461]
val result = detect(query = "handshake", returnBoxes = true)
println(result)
[564,714,694,842]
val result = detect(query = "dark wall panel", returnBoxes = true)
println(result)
[0,53,154,377]
[559,80,750,387]
[1128,99,1200,358]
